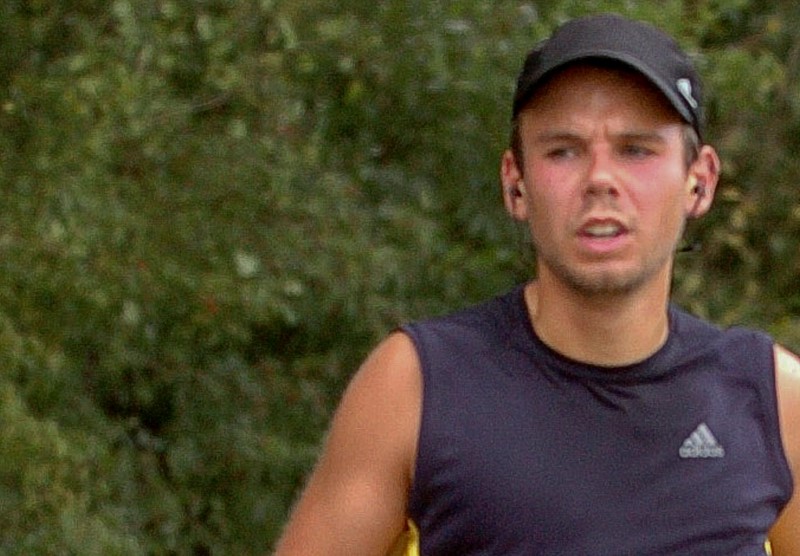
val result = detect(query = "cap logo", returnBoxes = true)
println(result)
[676,78,698,109]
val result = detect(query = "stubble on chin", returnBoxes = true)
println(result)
[533,245,677,298]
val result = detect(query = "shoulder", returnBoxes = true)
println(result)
[774,344,800,465]
[327,332,423,485]
[775,343,800,376]
[668,306,775,369]
[274,332,422,554]
[337,331,422,465]
[769,344,800,556]
[347,332,423,425]
[668,305,725,347]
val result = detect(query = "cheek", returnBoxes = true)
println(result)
[526,164,574,203]
[528,163,584,213]
[635,177,689,230]
[526,177,575,240]
[629,162,686,204]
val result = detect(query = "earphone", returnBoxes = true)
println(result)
[689,176,705,197]
[686,176,706,220]
[508,182,524,198]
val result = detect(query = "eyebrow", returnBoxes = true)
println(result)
[615,131,668,144]
[533,131,667,145]
[531,131,582,144]
[531,130,668,144]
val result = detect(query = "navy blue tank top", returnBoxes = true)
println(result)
[402,286,793,555]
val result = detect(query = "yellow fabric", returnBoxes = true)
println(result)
[387,519,419,556]
[385,523,772,555]
[389,521,775,555]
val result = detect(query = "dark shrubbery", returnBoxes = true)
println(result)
[0,0,797,552]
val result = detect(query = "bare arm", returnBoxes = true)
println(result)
[274,332,422,555]
[769,345,800,556]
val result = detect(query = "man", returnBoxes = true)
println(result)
[276,14,800,555]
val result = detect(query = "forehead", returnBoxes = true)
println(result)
[519,62,683,128]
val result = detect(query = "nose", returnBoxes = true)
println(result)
[584,148,620,198]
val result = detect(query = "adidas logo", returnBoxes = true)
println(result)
[679,423,725,459]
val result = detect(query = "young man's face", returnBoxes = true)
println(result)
[502,63,716,296]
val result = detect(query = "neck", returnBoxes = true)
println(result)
[525,273,671,367]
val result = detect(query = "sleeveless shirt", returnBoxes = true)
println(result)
[401,286,793,555]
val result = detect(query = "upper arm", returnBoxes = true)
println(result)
[769,344,800,555]
[274,332,422,556]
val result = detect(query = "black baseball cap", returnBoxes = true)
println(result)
[512,14,704,138]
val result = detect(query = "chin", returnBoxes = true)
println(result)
[551,263,660,296]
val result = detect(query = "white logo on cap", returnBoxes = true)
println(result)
[677,78,698,109]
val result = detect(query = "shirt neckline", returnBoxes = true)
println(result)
[510,284,681,383]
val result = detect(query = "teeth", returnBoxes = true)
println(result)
[584,224,620,238]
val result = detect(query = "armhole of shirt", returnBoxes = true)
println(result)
[758,333,795,503]
[397,323,428,527]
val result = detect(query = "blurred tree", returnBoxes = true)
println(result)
[0,0,797,552]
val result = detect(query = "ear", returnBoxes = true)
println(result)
[500,149,529,221]
[684,145,721,219]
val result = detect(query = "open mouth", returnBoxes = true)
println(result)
[580,222,626,238]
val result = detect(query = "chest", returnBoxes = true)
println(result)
[411,353,782,554]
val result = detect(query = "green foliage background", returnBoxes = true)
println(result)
[0,0,798,552]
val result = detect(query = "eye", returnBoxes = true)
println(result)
[546,146,579,160]
[620,144,655,158]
